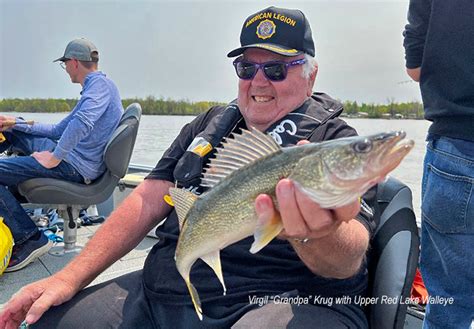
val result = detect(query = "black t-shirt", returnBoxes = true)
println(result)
[143,97,375,307]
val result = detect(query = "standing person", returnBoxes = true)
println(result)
[0,8,374,328]
[403,1,474,328]
[0,38,123,272]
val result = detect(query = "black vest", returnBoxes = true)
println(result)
[173,92,344,193]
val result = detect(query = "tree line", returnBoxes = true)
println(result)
[0,97,425,119]
[342,99,424,119]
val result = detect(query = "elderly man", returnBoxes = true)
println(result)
[0,38,123,272]
[0,8,373,329]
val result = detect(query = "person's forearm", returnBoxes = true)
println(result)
[291,219,369,279]
[55,179,173,291]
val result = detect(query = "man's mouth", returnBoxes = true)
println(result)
[252,96,274,103]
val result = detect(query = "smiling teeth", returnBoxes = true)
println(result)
[254,96,273,102]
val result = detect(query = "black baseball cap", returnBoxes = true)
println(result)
[227,6,315,58]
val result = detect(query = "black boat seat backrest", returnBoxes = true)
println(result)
[367,176,420,329]
[104,103,141,179]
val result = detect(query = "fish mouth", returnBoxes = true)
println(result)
[376,131,414,176]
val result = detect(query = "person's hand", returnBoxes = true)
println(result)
[255,179,360,242]
[254,139,360,242]
[406,67,421,82]
[0,275,78,328]
[0,115,16,131]
[31,151,61,169]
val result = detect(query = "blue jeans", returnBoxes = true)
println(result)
[0,131,84,244]
[421,135,474,329]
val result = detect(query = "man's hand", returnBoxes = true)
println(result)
[254,179,367,278]
[255,139,360,241]
[253,139,368,279]
[0,275,78,328]
[0,115,16,132]
[406,67,421,82]
[32,151,61,169]
[255,179,360,242]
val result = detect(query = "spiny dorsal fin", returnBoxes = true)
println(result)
[169,187,198,229]
[201,127,281,188]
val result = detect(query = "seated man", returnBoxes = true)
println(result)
[0,8,374,329]
[0,38,123,272]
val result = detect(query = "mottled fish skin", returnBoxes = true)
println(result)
[171,129,414,320]
[175,152,290,275]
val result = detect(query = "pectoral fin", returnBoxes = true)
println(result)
[201,251,227,295]
[250,212,283,254]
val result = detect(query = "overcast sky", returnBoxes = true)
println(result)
[0,0,421,104]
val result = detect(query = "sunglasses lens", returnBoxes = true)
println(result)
[235,61,257,80]
[263,63,287,81]
[234,60,297,81]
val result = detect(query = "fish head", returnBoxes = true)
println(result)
[319,130,414,188]
[290,131,414,207]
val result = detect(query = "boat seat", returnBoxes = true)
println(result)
[17,103,142,254]
[366,176,420,329]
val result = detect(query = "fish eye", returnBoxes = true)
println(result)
[352,139,373,153]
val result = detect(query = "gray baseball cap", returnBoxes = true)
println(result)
[53,38,99,62]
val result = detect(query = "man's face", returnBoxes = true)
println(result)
[64,59,79,83]
[237,48,316,131]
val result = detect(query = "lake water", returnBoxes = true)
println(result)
[2,113,430,223]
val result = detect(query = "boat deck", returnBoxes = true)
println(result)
[0,223,157,310]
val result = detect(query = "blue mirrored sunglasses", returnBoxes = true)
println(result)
[232,58,306,81]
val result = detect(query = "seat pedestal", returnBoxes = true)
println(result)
[49,206,83,257]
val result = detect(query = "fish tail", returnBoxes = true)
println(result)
[185,278,203,320]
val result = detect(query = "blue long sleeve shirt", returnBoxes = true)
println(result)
[403,0,474,141]
[14,71,123,180]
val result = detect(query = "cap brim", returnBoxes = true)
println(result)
[227,43,302,57]
[53,56,68,63]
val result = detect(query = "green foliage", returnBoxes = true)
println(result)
[0,97,424,119]
[342,100,424,119]
[0,98,73,113]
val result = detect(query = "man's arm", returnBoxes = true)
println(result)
[256,179,368,279]
[403,0,432,79]
[11,112,73,139]
[0,179,173,327]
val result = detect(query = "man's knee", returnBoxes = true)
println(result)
[32,281,129,328]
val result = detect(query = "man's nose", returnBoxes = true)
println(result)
[251,68,270,86]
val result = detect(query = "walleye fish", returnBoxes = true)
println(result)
[169,128,414,320]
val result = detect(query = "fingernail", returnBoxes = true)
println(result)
[25,314,35,324]
[255,198,269,214]
[277,180,293,197]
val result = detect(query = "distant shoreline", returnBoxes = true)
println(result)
[0,97,425,119]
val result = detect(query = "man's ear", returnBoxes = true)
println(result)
[306,65,318,96]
